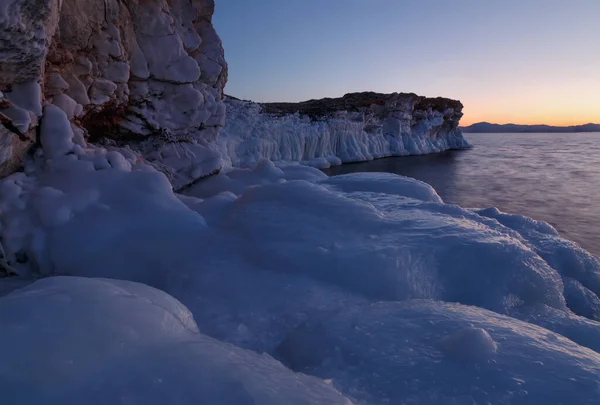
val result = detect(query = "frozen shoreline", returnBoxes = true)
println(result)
[2,0,598,402]
[2,105,600,404]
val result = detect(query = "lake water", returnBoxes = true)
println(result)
[323,133,600,256]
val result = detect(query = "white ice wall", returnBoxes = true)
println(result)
[218,98,471,169]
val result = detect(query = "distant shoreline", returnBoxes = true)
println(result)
[461,122,600,133]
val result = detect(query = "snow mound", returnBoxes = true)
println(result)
[0,277,353,405]
[0,105,208,279]
[221,179,565,312]
[1,158,207,280]
[185,159,283,198]
[164,251,369,353]
[478,207,600,317]
[563,277,600,321]
[511,304,600,354]
[439,327,498,361]
[276,300,600,405]
[39,104,75,159]
[183,158,328,199]
[44,166,208,282]
[320,172,442,203]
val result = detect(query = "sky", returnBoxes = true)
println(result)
[213,0,600,126]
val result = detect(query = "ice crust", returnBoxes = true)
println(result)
[1,110,600,404]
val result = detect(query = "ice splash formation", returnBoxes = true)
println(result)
[2,100,600,404]
[219,92,471,169]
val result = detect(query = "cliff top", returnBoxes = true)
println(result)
[252,92,463,118]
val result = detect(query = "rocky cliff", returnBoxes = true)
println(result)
[0,1,469,188]
[218,92,471,169]
[0,0,227,187]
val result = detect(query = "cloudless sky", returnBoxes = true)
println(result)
[213,0,600,125]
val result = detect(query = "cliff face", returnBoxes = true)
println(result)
[218,92,470,169]
[0,2,467,186]
[0,0,227,186]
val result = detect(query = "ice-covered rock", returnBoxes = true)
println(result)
[0,277,353,405]
[218,93,471,169]
[0,80,43,173]
[39,104,74,158]
[0,1,472,189]
[3,142,600,403]
[0,0,227,186]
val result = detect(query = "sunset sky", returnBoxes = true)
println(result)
[214,0,600,126]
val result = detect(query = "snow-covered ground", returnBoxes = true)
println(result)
[217,98,471,169]
[2,107,600,404]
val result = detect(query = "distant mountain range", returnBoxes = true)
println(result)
[461,122,600,133]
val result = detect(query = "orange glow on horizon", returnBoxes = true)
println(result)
[460,115,600,127]
[458,85,600,127]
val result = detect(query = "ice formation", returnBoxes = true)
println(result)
[0,0,469,188]
[2,99,600,403]
[0,0,227,187]
[276,301,600,405]
[0,277,353,405]
[218,94,471,169]
[2,1,600,403]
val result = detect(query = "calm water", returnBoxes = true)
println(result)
[323,133,600,256]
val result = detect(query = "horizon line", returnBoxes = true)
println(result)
[460,121,600,127]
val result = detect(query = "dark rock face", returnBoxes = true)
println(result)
[258,92,466,141]
[261,92,463,123]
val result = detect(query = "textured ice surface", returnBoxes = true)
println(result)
[216,179,565,312]
[218,98,471,170]
[478,207,600,316]
[0,277,353,405]
[2,116,600,403]
[277,300,600,405]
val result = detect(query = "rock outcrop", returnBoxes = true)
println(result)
[218,92,471,169]
[0,0,227,187]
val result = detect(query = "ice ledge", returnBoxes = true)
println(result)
[218,92,472,170]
